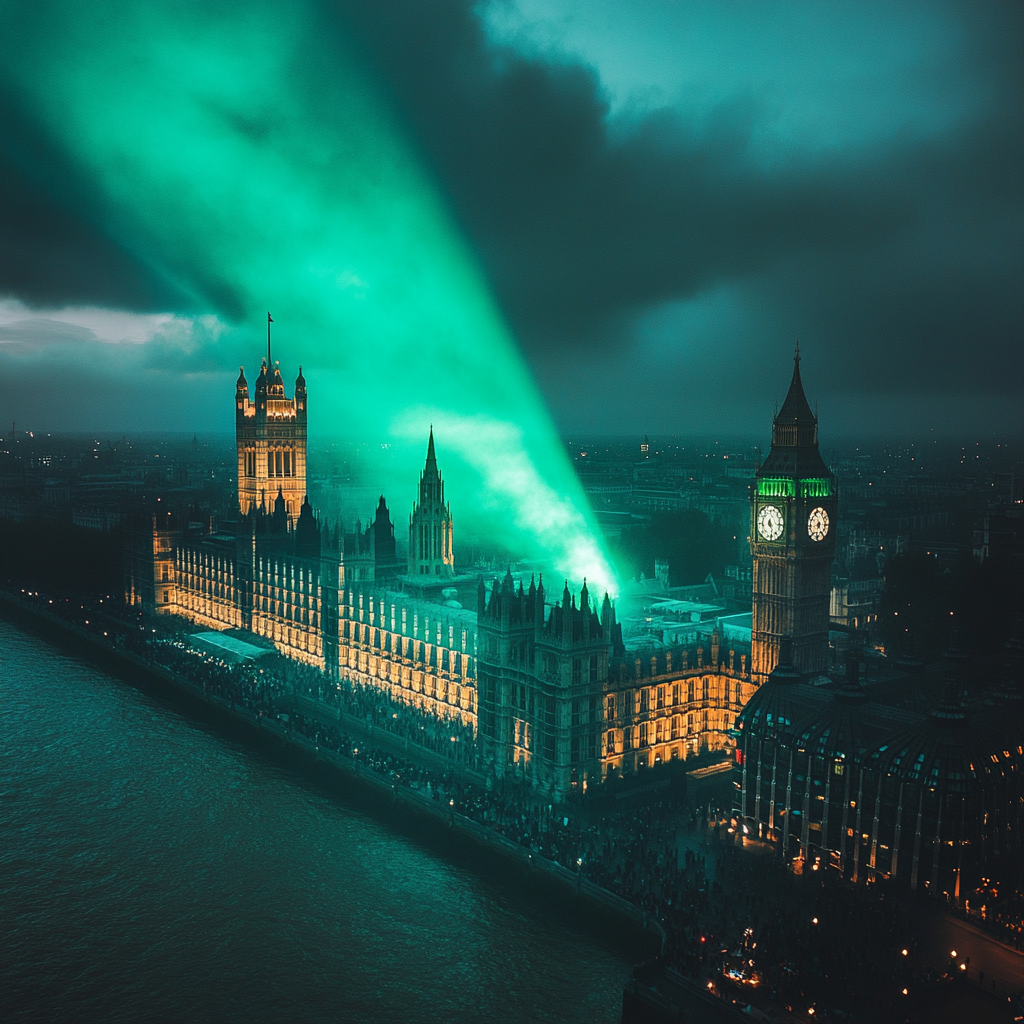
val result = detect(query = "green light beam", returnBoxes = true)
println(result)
[1,0,619,594]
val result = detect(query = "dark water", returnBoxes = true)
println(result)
[0,619,634,1023]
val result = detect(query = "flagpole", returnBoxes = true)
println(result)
[267,312,272,367]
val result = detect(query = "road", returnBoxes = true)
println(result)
[918,909,1024,996]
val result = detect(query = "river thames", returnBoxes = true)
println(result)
[0,618,635,1023]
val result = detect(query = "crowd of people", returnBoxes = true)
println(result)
[294,671,479,765]
[9,585,1024,1019]
[147,636,285,713]
[966,880,1024,952]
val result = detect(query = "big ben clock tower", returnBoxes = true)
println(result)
[750,346,837,683]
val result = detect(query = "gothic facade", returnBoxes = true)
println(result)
[750,349,838,683]
[408,428,454,577]
[126,344,780,800]
[235,355,307,521]
[475,572,754,795]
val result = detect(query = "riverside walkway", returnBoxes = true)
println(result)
[5,587,1021,1024]
[0,588,665,958]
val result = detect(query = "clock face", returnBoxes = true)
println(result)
[757,504,784,541]
[808,507,830,541]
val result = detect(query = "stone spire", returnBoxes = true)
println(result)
[408,427,454,577]
[773,342,818,447]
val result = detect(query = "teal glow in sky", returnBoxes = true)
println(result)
[0,0,618,592]
[1,1,1021,446]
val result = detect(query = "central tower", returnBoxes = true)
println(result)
[750,349,837,683]
[408,428,454,576]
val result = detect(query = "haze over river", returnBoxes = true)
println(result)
[0,618,634,1023]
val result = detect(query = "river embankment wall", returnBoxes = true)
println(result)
[0,590,664,956]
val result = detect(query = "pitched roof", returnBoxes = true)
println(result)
[776,350,817,428]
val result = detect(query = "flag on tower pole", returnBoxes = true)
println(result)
[267,312,273,367]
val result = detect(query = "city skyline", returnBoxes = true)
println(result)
[2,6,1022,1021]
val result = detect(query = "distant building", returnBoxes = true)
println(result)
[830,571,883,631]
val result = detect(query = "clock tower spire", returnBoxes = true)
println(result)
[750,346,837,683]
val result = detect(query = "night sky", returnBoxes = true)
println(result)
[1,0,1021,439]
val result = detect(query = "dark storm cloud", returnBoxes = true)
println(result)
[0,0,1020,418]
[338,0,900,329]
[0,104,190,313]
[331,0,1023,393]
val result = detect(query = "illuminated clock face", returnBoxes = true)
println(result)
[808,507,830,541]
[757,504,784,541]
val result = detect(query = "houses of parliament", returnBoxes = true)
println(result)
[126,343,1020,892]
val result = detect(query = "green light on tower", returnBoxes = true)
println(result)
[756,477,796,498]
[0,0,619,595]
[799,478,832,498]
